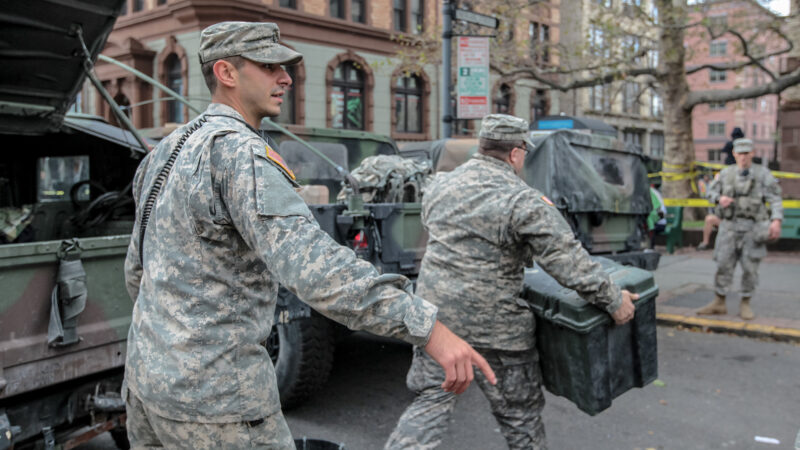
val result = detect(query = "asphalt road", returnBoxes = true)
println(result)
[79,326,800,450]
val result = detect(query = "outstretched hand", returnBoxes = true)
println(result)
[610,290,638,325]
[424,321,497,394]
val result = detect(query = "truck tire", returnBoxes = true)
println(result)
[265,299,336,410]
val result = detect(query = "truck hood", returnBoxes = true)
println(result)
[0,0,124,135]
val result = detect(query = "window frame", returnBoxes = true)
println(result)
[391,69,430,140]
[326,53,374,131]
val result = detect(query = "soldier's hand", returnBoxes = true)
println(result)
[610,290,638,325]
[768,219,782,241]
[424,321,497,394]
[719,195,734,208]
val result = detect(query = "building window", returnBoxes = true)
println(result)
[393,75,423,133]
[590,84,611,112]
[623,35,641,62]
[165,54,184,123]
[752,123,758,137]
[331,61,365,130]
[650,132,664,158]
[529,22,550,63]
[650,91,663,117]
[709,101,726,110]
[708,149,722,161]
[623,129,643,148]
[710,69,726,83]
[708,122,726,137]
[120,0,127,15]
[133,0,144,12]
[157,0,166,5]
[330,0,344,19]
[411,0,424,34]
[279,0,296,8]
[590,25,610,59]
[394,0,407,31]
[352,0,365,22]
[493,83,512,114]
[709,14,727,33]
[709,41,726,57]
[595,0,612,7]
[622,81,640,115]
[622,0,641,16]
[531,89,548,122]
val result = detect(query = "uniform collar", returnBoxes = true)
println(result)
[203,103,263,136]
[473,152,516,176]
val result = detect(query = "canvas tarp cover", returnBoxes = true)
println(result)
[525,130,651,215]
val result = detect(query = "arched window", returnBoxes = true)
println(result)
[531,89,548,122]
[165,53,183,123]
[330,61,365,130]
[394,75,423,133]
[493,83,512,114]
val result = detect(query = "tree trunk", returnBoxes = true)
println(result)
[658,0,695,201]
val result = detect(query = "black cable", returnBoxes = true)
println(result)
[138,116,208,264]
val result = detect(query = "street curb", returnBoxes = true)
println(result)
[656,313,800,343]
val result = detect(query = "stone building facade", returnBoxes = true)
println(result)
[81,0,559,141]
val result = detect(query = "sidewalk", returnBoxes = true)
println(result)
[653,247,800,342]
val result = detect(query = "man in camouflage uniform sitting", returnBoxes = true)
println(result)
[385,114,638,450]
[697,138,783,320]
[123,21,494,449]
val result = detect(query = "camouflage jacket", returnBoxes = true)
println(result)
[706,164,782,224]
[417,153,622,351]
[123,103,437,423]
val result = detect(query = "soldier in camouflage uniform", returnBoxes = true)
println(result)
[122,22,494,450]
[385,114,638,450]
[697,138,783,320]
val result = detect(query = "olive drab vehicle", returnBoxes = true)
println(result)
[260,124,432,409]
[0,1,142,448]
[399,130,660,271]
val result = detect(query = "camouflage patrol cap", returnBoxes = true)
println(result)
[733,138,753,153]
[198,22,303,65]
[479,114,535,149]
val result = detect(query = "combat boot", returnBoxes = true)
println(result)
[697,294,727,315]
[739,297,754,320]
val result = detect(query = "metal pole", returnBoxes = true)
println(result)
[98,54,203,115]
[441,0,453,138]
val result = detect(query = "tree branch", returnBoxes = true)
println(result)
[686,67,800,108]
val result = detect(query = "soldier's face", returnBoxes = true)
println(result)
[238,60,292,118]
[734,151,753,169]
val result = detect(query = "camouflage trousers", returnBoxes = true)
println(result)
[125,390,295,449]
[385,346,546,450]
[714,220,767,298]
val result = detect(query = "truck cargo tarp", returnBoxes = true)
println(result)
[525,130,651,215]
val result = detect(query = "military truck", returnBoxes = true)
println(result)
[399,131,660,271]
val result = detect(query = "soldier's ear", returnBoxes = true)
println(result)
[213,60,239,89]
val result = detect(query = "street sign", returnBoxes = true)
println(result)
[457,37,490,119]
[453,8,499,29]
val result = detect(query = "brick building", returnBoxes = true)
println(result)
[685,0,782,164]
[81,0,559,141]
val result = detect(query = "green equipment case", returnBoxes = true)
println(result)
[521,257,659,415]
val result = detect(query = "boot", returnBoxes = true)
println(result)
[739,297,754,320]
[697,294,727,315]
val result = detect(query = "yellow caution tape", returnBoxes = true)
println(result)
[663,198,800,208]
[655,161,800,179]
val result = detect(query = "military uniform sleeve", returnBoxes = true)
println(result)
[224,139,438,347]
[124,152,152,303]
[706,172,723,204]
[509,190,622,313]
[762,170,783,221]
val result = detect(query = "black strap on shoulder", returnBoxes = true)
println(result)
[138,116,208,264]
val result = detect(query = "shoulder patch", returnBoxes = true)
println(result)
[265,144,296,181]
[540,195,554,206]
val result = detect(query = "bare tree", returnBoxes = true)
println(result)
[392,0,800,198]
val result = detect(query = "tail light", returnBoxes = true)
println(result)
[352,230,369,250]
